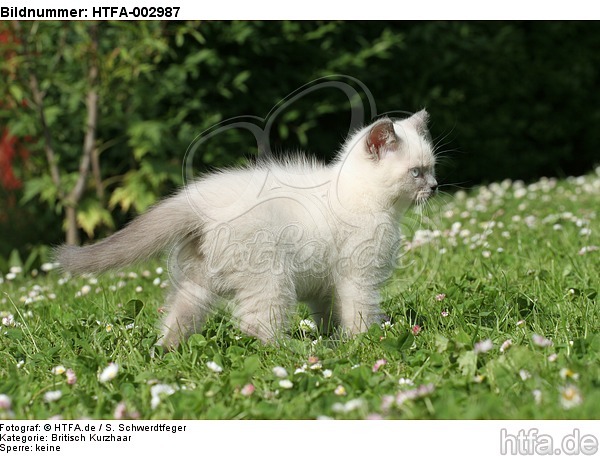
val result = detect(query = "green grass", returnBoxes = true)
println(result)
[1,170,599,419]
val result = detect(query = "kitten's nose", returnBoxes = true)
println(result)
[430,179,438,193]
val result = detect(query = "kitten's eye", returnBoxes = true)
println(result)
[410,168,421,178]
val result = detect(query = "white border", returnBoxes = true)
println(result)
[2,0,600,20]
[2,420,599,456]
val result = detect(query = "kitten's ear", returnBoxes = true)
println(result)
[407,109,429,135]
[366,118,399,160]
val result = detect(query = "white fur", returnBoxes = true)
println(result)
[57,111,437,347]
[161,111,437,346]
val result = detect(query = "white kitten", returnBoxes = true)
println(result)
[56,110,437,347]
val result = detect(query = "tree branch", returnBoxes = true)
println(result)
[61,23,101,245]
[67,23,99,207]
[91,146,104,201]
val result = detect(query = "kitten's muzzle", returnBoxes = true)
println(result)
[421,179,438,202]
[428,177,438,194]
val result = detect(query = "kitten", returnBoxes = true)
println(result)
[56,110,437,348]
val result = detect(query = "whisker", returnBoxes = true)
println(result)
[438,182,472,191]
[436,190,457,202]
[432,126,457,151]
[433,156,455,168]
[433,148,461,159]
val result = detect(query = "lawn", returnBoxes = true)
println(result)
[1,169,599,419]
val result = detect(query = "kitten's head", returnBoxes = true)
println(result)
[361,110,437,208]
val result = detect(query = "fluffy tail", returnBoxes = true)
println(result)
[55,193,202,275]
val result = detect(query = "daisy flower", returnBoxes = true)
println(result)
[206,361,223,373]
[474,339,493,354]
[98,363,119,383]
[396,383,435,406]
[372,359,387,372]
[1,314,15,327]
[240,384,255,397]
[299,319,317,333]
[279,380,293,389]
[519,370,532,381]
[51,365,66,375]
[114,402,128,419]
[578,246,599,255]
[500,339,513,353]
[334,385,347,396]
[150,384,177,410]
[560,385,583,409]
[532,334,553,348]
[272,366,288,378]
[380,395,394,411]
[80,285,91,295]
[44,390,62,403]
[332,398,365,413]
[0,394,11,410]
[559,368,579,381]
[41,263,56,272]
[66,369,77,385]
[294,364,307,374]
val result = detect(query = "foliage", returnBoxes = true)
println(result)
[1,170,598,419]
[0,22,179,245]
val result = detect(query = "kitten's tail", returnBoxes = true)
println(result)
[55,193,202,275]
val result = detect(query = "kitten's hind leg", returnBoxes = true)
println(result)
[233,281,296,343]
[160,280,217,349]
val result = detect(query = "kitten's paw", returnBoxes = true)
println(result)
[157,331,182,351]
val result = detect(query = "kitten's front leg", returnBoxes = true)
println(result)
[333,280,383,335]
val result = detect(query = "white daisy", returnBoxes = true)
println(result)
[272,366,288,378]
[206,361,223,373]
[98,363,119,383]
